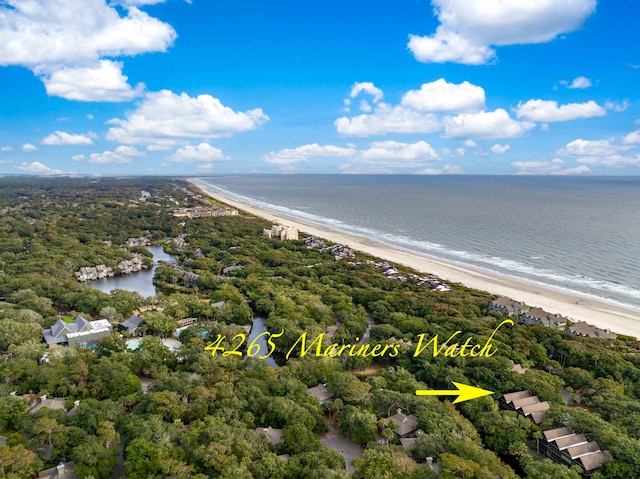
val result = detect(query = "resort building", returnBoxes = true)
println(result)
[42,316,113,347]
[170,206,238,218]
[539,427,613,475]
[264,225,299,241]
[488,297,530,318]
[116,255,145,274]
[520,308,568,329]
[255,427,283,445]
[566,321,617,340]
[75,264,114,282]
[499,390,549,424]
[308,384,334,404]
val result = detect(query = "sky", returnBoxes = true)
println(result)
[1,0,639,176]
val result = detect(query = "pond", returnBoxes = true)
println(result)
[85,244,176,297]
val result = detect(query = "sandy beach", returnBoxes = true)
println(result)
[190,179,640,339]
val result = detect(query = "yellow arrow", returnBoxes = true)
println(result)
[416,382,494,404]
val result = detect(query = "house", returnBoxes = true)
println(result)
[499,391,548,424]
[38,461,76,479]
[307,384,334,404]
[399,437,417,448]
[566,321,617,340]
[488,297,529,317]
[28,395,67,414]
[390,410,418,438]
[264,225,299,241]
[520,307,567,329]
[255,427,283,445]
[75,264,114,282]
[118,315,142,336]
[43,316,113,347]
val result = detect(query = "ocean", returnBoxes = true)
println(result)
[197,175,640,312]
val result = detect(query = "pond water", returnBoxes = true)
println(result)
[86,244,175,297]
[246,317,278,369]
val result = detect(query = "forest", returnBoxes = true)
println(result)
[1,177,639,478]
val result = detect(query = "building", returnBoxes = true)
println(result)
[43,316,113,347]
[539,427,613,474]
[118,315,142,336]
[75,264,114,282]
[255,427,283,445]
[488,297,529,318]
[499,391,549,424]
[264,225,299,241]
[116,255,145,274]
[390,410,418,438]
[308,384,334,404]
[38,462,76,479]
[520,307,567,329]
[566,321,617,340]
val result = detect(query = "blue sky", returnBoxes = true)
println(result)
[1,0,639,175]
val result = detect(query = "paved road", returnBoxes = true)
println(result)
[319,424,363,475]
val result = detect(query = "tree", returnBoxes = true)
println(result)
[0,444,43,479]
[0,396,28,430]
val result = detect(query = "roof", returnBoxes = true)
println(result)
[511,395,541,409]
[543,427,573,441]
[566,441,601,459]
[255,427,283,445]
[308,384,334,403]
[29,397,67,414]
[579,450,613,471]
[520,401,549,416]
[38,462,76,479]
[554,434,588,450]
[43,317,112,345]
[390,411,418,437]
[502,390,531,403]
[121,315,142,329]
[400,437,417,448]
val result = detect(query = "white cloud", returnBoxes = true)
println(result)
[349,82,384,103]
[87,114,95,120]
[512,158,590,175]
[408,0,596,64]
[22,143,37,151]
[443,109,534,139]
[40,60,145,102]
[71,154,86,162]
[490,143,511,154]
[359,140,439,162]
[17,161,63,175]
[0,0,176,101]
[106,90,269,147]
[359,100,372,113]
[515,100,606,122]
[417,163,463,175]
[567,76,592,89]
[400,78,485,113]
[41,130,94,145]
[623,130,640,145]
[169,143,227,162]
[335,103,440,137]
[576,155,640,167]
[261,144,356,165]
[604,100,629,112]
[558,139,631,157]
[88,145,145,164]
[1,146,13,152]
[463,140,478,148]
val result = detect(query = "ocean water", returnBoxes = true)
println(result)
[196,175,640,312]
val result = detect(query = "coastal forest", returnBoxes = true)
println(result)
[1,177,640,479]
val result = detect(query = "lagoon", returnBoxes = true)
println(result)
[86,244,175,297]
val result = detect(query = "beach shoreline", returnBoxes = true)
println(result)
[189,178,640,339]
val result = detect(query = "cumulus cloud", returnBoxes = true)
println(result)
[515,100,606,122]
[0,0,177,101]
[22,143,37,151]
[88,145,145,164]
[17,161,63,175]
[443,109,534,139]
[623,130,640,145]
[335,103,440,137]
[408,0,596,64]
[106,90,269,148]
[359,140,439,163]
[349,82,384,103]
[42,130,94,145]
[1,146,13,152]
[604,100,629,112]
[490,144,511,154]
[512,159,590,175]
[169,143,228,162]
[558,139,631,157]
[40,60,145,102]
[71,154,86,162]
[261,144,356,165]
[566,76,593,89]
[557,138,639,167]
[417,164,463,175]
[400,79,485,113]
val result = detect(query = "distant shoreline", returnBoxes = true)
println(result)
[188,178,640,339]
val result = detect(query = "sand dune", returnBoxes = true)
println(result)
[190,179,640,339]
